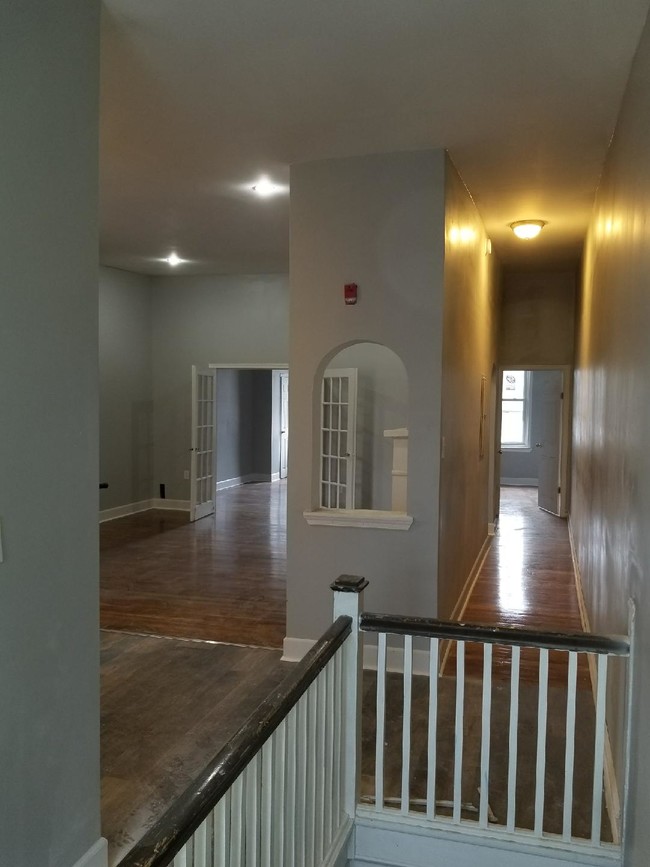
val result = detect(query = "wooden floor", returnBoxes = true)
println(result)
[100,481,287,648]
[101,483,596,861]
[448,486,590,686]
[101,631,289,866]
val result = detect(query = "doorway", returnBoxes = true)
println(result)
[496,365,571,519]
[189,363,289,520]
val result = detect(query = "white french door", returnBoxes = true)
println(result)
[190,366,217,522]
[320,368,357,509]
[537,370,564,516]
[279,371,289,479]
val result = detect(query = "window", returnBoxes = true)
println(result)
[501,370,531,448]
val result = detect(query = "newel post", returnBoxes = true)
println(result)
[331,574,368,819]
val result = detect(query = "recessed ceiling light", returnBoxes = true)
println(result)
[252,176,283,198]
[165,252,182,266]
[509,220,547,240]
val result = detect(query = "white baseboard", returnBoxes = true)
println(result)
[282,636,316,662]
[351,812,618,867]
[323,817,353,867]
[500,478,538,487]
[216,473,273,491]
[448,533,493,623]
[99,499,152,523]
[217,476,246,491]
[283,635,429,677]
[568,518,621,845]
[438,533,492,675]
[363,643,430,677]
[71,838,107,867]
[151,498,190,511]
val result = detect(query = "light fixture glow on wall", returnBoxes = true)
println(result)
[509,220,547,240]
[252,176,283,197]
[165,252,182,266]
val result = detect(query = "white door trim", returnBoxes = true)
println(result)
[496,364,572,517]
[208,362,288,370]
[190,366,217,522]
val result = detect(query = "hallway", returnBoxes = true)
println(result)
[456,485,589,685]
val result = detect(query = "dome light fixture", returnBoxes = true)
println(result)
[509,219,547,240]
[165,252,182,266]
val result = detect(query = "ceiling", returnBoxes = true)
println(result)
[100,0,650,275]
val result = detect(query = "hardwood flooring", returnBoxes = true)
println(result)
[101,630,290,866]
[100,481,287,648]
[101,484,599,861]
[360,488,606,839]
[448,486,590,687]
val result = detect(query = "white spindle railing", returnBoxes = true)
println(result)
[119,577,366,867]
[117,579,631,867]
[359,613,631,857]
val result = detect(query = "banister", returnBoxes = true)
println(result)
[360,612,630,656]
[118,614,353,867]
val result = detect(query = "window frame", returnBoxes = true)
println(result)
[500,369,532,450]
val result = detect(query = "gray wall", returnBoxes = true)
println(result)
[0,1,102,864]
[437,157,501,618]
[499,270,576,366]
[501,370,563,484]
[151,274,289,500]
[99,266,153,509]
[215,370,276,484]
[572,14,650,861]
[215,370,253,482]
[250,371,272,477]
[288,150,446,640]
[326,344,408,511]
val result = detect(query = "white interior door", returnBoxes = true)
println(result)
[537,370,564,516]
[279,371,289,479]
[190,365,217,522]
[320,368,357,509]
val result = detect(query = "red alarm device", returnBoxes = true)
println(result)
[344,283,358,305]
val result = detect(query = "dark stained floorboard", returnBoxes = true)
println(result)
[101,631,290,866]
[100,481,287,648]
[447,486,591,687]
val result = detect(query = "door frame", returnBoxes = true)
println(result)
[495,364,572,518]
[207,362,289,498]
[190,365,217,521]
[279,371,289,480]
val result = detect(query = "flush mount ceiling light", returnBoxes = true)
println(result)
[251,176,284,198]
[165,252,182,266]
[509,220,547,240]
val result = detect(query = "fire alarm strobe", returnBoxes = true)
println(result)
[344,283,358,305]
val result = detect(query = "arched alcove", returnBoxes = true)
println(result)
[312,342,410,521]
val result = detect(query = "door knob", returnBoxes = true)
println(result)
[535,443,542,447]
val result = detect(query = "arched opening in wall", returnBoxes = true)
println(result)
[314,342,410,521]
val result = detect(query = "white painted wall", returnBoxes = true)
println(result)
[572,14,650,862]
[288,151,446,640]
[150,273,288,500]
[0,1,103,865]
[438,157,500,618]
[99,266,153,510]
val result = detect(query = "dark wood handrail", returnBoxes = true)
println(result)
[360,612,630,656]
[118,615,352,867]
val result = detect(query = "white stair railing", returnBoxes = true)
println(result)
[358,612,631,857]
[117,574,369,867]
